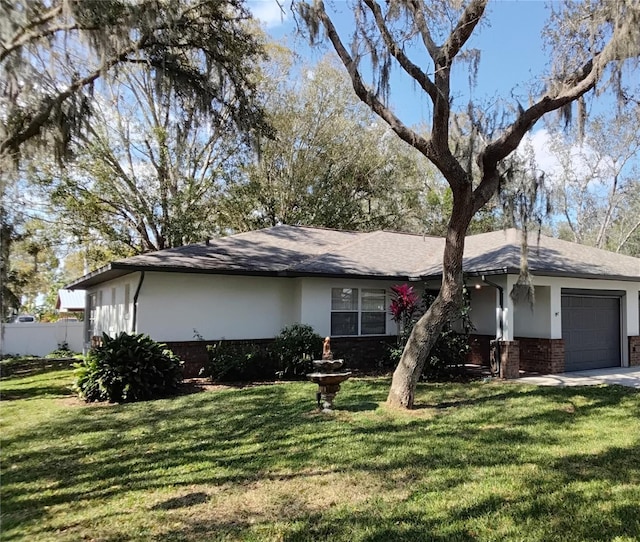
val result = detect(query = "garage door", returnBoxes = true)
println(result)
[561,295,621,371]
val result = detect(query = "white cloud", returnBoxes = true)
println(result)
[521,128,610,183]
[248,0,288,28]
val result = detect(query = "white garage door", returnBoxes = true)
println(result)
[561,295,621,371]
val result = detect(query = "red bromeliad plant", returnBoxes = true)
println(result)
[389,284,419,339]
[390,284,419,322]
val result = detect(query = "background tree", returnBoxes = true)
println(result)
[297,0,640,408]
[35,66,244,254]
[219,55,436,233]
[1,0,271,314]
[0,0,269,165]
[0,200,22,320]
[546,107,640,256]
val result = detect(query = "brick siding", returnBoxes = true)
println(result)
[468,334,493,366]
[629,336,640,367]
[517,337,565,374]
[169,334,576,379]
[329,336,398,372]
[499,340,520,379]
[165,336,397,378]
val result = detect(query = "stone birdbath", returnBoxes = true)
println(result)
[307,337,351,412]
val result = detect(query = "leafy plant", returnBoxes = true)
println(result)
[45,341,75,358]
[74,332,183,403]
[204,341,275,382]
[387,285,473,379]
[389,283,420,347]
[273,324,323,379]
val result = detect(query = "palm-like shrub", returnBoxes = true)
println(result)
[75,332,183,403]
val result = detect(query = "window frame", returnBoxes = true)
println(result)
[330,287,387,336]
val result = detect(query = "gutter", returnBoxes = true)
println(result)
[132,272,145,333]
[481,274,504,340]
[481,274,504,377]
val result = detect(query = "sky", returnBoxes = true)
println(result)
[248,0,552,125]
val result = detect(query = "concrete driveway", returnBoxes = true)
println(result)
[518,366,640,388]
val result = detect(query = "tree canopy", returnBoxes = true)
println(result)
[0,0,270,166]
[219,54,437,233]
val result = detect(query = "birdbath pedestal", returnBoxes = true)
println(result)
[307,338,351,412]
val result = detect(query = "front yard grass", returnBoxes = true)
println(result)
[1,368,639,541]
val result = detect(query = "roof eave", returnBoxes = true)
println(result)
[66,262,639,290]
[67,262,417,287]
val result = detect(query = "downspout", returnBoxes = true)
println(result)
[83,290,91,355]
[132,271,145,333]
[481,275,504,340]
[481,275,504,375]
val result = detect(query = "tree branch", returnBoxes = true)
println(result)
[363,0,438,102]
[473,55,602,213]
[405,0,439,60]
[440,0,488,65]
[0,39,145,159]
[1,5,64,62]
[312,1,432,159]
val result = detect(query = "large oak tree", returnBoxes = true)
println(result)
[297,0,640,408]
[0,0,269,165]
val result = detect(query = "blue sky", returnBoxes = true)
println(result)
[249,0,553,126]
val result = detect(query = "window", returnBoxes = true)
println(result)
[331,288,358,335]
[331,288,386,336]
[361,289,386,334]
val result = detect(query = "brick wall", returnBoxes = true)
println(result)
[629,336,640,367]
[499,340,520,379]
[165,338,274,378]
[329,336,397,372]
[468,334,493,366]
[169,334,577,379]
[517,337,565,374]
[165,336,397,378]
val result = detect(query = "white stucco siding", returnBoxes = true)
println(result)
[529,276,640,339]
[86,273,139,339]
[136,273,296,341]
[513,285,552,338]
[468,284,500,336]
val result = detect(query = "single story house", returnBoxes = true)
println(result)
[66,226,640,377]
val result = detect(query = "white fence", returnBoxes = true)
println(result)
[0,321,85,357]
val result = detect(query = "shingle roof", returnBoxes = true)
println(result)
[66,225,640,289]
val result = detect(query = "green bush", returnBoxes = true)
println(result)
[203,324,323,382]
[273,324,323,379]
[45,341,76,358]
[387,287,473,380]
[74,332,183,403]
[204,341,275,382]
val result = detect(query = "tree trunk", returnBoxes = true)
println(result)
[387,210,470,409]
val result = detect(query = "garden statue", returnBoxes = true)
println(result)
[322,336,333,360]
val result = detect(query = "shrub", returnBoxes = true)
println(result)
[45,341,75,358]
[387,285,473,380]
[74,332,183,403]
[204,341,275,382]
[203,324,323,383]
[273,324,323,379]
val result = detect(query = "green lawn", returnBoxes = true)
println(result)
[1,369,639,541]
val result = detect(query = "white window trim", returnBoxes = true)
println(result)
[330,287,387,336]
